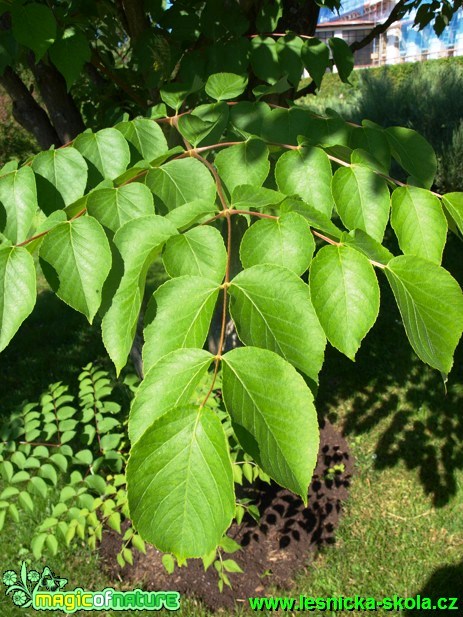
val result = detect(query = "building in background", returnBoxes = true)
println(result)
[316,0,463,66]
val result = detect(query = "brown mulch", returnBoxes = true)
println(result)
[99,420,353,610]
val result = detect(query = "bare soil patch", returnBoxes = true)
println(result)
[99,420,353,610]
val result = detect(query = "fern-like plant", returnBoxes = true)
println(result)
[0,364,146,566]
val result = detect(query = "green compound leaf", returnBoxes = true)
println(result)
[146,158,216,212]
[46,535,58,556]
[180,103,229,148]
[261,107,311,146]
[385,255,463,375]
[143,276,219,371]
[39,464,58,486]
[275,146,334,218]
[39,217,111,323]
[391,186,447,265]
[229,101,272,138]
[215,139,269,194]
[240,212,314,276]
[442,192,463,236]
[32,149,88,215]
[102,215,177,374]
[0,166,37,244]
[254,80,291,102]
[250,36,282,85]
[301,38,330,89]
[205,72,248,101]
[127,405,235,559]
[385,127,437,189]
[177,108,225,149]
[31,533,47,560]
[350,149,385,174]
[275,34,304,87]
[280,197,342,238]
[165,200,218,231]
[341,229,394,265]
[229,265,325,384]
[19,490,34,513]
[163,225,227,283]
[86,184,154,233]
[177,103,229,148]
[162,554,175,574]
[28,476,48,500]
[74,128,130,184]
[231,185,284,210]
[11,2,56,60]
[332,164,391,243]
[129,348,214,443]
[349,125,391,173]
[222,347,319,498]
[328,37,354,84]
[0,246,36,352]
[49,28,91,90]
[256,0,283,32]
[115,117,168,164]
[301,116,351,149]
[309,245,380,359]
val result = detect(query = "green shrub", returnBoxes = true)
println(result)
[298,58,463,191]
[436,119,463,194]
[0,364,143,566]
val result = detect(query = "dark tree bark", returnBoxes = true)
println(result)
[29,58,86,144]
[120,0,149,40]
[0,66,60,150]
[281,0,321,36]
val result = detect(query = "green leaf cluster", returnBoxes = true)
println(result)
[0,365,137,559]
[1,100,462,563]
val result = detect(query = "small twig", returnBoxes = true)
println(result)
[174,142,244,160]
[90,53,147,109]
[16,229,50,248]
[248,32,315,40]
[201,209,278,226]
[311,229,342,246]
[0,440,61,448]
[350,0,408,53]
[194,152,230,210]
[385,509,432,521]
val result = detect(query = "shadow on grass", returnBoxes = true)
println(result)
[317,234,463,507]
[407,559,463,616]
[0,289,110,414]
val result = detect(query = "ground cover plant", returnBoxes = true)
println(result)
[0,364,141,567]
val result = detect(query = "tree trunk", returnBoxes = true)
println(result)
[121,0,149,40]
[0,66,60,150]
[29,58,86,144]
[281,0,320,36]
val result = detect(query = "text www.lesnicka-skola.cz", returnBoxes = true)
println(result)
[248,595,460,611]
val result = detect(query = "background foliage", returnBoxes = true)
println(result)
[298,56,463,193]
